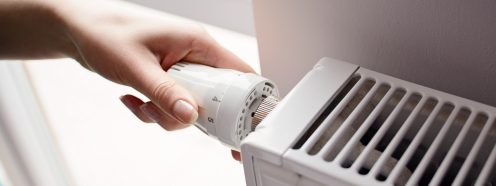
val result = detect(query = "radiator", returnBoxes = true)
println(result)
[241,58,496,186]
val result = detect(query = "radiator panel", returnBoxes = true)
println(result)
[242,58,496,186]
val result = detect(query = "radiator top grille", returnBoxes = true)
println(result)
[291,69,496,186]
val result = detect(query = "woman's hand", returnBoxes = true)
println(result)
[57,0,255,131]
[1,0,250,160]
[59,0,249,161]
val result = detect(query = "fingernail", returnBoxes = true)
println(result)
[140,104,161,123]
[120,96,137,113]
[172,100,198,124]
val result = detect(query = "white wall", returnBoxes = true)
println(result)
[255,0,496,106]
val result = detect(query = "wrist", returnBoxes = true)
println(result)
[36,0,80,59]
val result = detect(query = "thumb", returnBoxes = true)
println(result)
[131,62,198,124]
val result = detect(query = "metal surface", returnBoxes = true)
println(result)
[252,96,279,128]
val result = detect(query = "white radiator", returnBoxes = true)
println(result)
[241,58,496,186]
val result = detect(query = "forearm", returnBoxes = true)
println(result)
[0,0,76,59]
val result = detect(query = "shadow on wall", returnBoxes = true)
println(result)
[255,0,496,107]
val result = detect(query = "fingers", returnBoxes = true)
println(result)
[138,101,163,123]
[128,58,199,125]
[145,28,255,73]
[122,95,242,160]
[141,101,190,131]
[119,94,154,123]
[120,94,190,131]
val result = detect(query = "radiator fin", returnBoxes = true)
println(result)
[290,69,496,186]
[308,78,377,157]
[292,75,361,150]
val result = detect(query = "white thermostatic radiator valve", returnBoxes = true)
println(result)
[167,63,278,150]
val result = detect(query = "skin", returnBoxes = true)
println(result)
[0,0,246,161]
